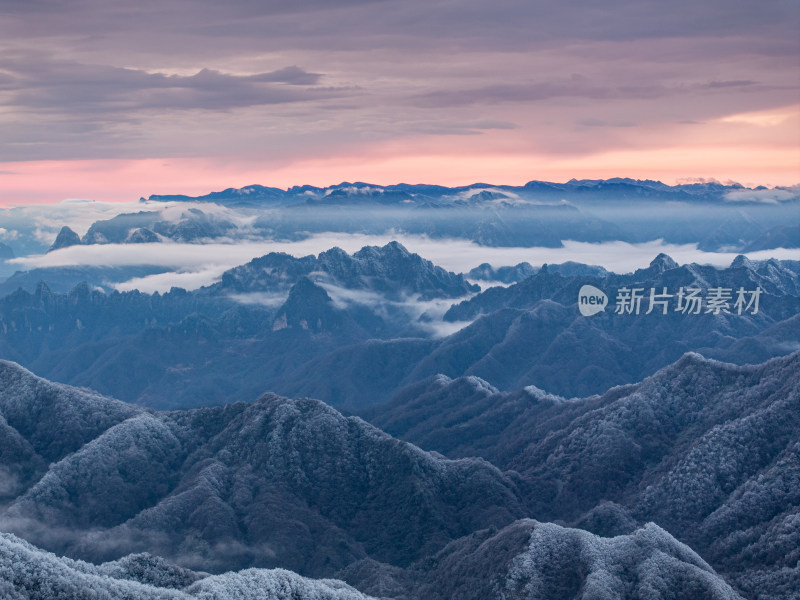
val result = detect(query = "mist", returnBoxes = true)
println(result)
[8,234,798,294]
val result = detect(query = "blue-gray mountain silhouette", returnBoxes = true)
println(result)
[50,179,800,252]
[0,249,797,409]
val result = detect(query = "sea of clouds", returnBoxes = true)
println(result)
[9,233,799,294]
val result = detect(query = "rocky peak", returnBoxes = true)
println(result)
[273,277,339,332]
[48,226,82,252]
[730,254,756,270]
[649,253,679,272]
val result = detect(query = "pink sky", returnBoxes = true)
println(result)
[1,0,798,205]
[2,138,798,206]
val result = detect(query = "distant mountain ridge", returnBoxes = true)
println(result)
[147,178,799,207]
[19,178,792,254]
[467,260,609,283]
[3,177,796,286]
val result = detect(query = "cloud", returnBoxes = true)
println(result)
[724,186,800,204]
[719,106,798,127]
[0,51,359,162]
[4,199,158,237]
[705,80,757,89]
[309,278,480,338]
[113,267,233,293]
[10,234,418,291]
[406,119,518,136]
[250,65,323,85]
[0,0,796,183]
[0,199,259,257]
[114,261,481,337]
[422,320,474,338]
[227,292,289,307]
[6,0,795,53]
[12,233,800,296]
[578,118,636,128]
[2,55,332,114]
[32,227,56,245]
[60,198,96,204]
[0,467,21,497]
[409,78,670,109]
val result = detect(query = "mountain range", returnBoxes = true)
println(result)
[366,351,800,598]
[1,180,797,279]
[0,244,797,411]
[74,180,800,252]
[1,178,798,598]
[3,350,794,598]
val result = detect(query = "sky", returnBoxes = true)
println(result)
[1,0,799,205]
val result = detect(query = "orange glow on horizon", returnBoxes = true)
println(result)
[1,144,798,207]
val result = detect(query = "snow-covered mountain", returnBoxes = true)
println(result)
[368,351,800,598]
[2,353,785,598]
